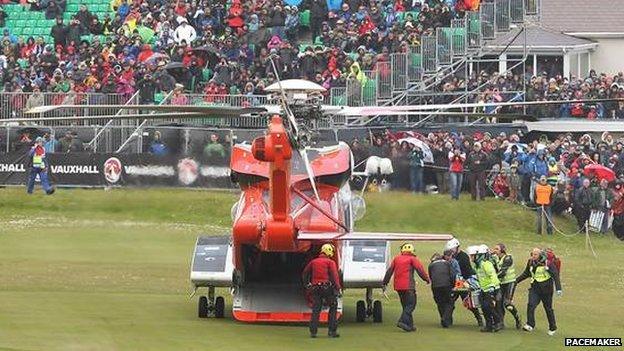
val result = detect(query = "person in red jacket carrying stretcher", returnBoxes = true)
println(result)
[382,243,431,332]
[302,243,342,339]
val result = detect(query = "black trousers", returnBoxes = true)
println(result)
[398,290,417,328]
[526,283,557,331]
[309,285,338,335]
[467,171,486,200]
[574,205,590,231]
[453,290,483,325]
[432,286,454,327]
[499,282,520,324]
[480,289,502,329]
[613,214,624,240]
[521,175,531,203]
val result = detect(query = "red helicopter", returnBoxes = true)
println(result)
[23,78,623,325]
[189,79,453,323]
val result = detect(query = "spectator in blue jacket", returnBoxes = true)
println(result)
[529,149,548,202]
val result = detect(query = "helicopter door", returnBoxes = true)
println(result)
[190,236,234,288]
[341,240,390,289]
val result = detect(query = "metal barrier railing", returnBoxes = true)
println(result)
[330,87,347,106]
[495,0,511,32]
[467,11,482,48]
[407,46,423,82]
[480,2,496,40]
[451,19,467,57]
[436,28,453,65]
[346,77,364,107]
[525,0,539,15]
[185,94,270,107]
[362,70,377,106]
[421,35,438,73]
[376,61,392,100]
[510,0,525,23]
[0,92,129,126]
[391,53,408,92]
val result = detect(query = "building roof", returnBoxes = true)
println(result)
[525,120,624,132]
[486,26,596,51]
[541,0,624,34]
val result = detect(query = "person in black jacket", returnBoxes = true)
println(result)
[51,18,68,47]
[428,253,455,328]
[137,74,157,104]
[465,142,489,200]
[516,248,562,336]
[45,1,61,20]
[573,178,593,231]
[306,0,327,41]
[445,238,483,327]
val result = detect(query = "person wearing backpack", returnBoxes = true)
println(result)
[516,248,562,336]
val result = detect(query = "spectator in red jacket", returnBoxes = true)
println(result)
[448,146,466,200]
[302,243,341,338]
[383,243,430,332]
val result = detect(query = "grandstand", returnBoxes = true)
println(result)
[1,0,623,153]
[0,1,113,44]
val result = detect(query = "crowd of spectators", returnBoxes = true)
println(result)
[0,0,478,102]
[431,69,624,119]
[352,129,624,239]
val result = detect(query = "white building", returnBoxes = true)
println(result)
[485,0,624,78]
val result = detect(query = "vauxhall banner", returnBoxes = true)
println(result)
[0,152,234,188]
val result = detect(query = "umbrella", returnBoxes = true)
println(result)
[505,143,527,154]
[583,164,616,182]
[145,52,169,64]
[397,137,434,163]
[165,62,187,75]
[136,25,155,43]
[17,127,48,138]
[191,45,221,67]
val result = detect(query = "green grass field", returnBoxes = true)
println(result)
[0,188,622,351]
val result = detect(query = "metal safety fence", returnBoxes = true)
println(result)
[495,0,511,32]
[436,28,453,65]
[421,36,438,73]
[376,61,393,100]
[407,46,423,82]
[510,0,525,23]
[467,11,482,48]
[391,53,408,92]
[524,0,539,15]
[0,92,130,126]
[451,19,467,57]
[480,1,496,40]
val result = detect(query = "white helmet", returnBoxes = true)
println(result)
[477,244,489,254]
[445,238,460,251]
[465,245,479,255]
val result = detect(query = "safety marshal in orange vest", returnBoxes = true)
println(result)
[382,243,430,332]
[534,175,553,235]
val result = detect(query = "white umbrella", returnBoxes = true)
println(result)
[265,79,326,93]
[398,137,434,163]
[505,143,527,154]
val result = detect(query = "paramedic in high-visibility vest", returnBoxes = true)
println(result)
[492,243,522,329]
[27,137,55,195]
[471,244,503,333]
[516,248,562,336]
